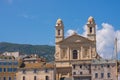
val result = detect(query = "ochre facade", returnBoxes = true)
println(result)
[54,17,98,80]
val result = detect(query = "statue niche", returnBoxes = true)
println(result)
[61,49,67,59]
[83,48,90,58]
[55,52,60,60]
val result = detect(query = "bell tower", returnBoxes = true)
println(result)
[86,16,96,41]
[55,18,64,43]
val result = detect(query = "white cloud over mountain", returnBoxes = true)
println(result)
[66,23,120,59]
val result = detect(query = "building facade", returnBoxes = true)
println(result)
[16,55,55,80]
[0,57,18,80]
[2,52,19,58]
[72,59,117,80]
[72,61,91,80]
[16,67,54,80]
[54,16,99,80]
[91,59,117,80]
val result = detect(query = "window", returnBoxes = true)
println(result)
[107,65,110,68]
[101,64,104,68]
[80,72,82,75]
[72,50,78,59]
[23,76,25,80]
[8,68,12,72]
[3,68,6,72]
[14,62,18,65]
[14,77,16,80]
[107,73,111,78]
[3,77,6,80]
[8,62,12,65]
[73,72,76,75]
[9,77,11,80]
[34,76,36,80]
[0,62,2,65]
[57,23,60,26]
[9,57,12,59]
[45,69,48,73]
[3,62,7,65]
[95,73,98,78]
[58,30,60,35]
[23,70,26,74]
[73,65,75,69]
[101,73,104,78]
[88,64,91,69]
[45,76,49,80]
[90,27,92,33]
[95,65,97,68]
[0,68,2,72]
[34,69,37,73]
[13,68,17,72]
[80,65,82,69]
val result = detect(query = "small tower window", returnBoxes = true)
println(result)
[45,76,49,80]
[34,76,37,80]
[90,27,92,33]
[23,76,25,80]
[73,50,78,59]
[58,30,60,35]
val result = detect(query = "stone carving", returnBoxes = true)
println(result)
[61,49,67,59]
[54,52,59,60]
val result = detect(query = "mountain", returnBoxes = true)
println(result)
[0,42,55,62]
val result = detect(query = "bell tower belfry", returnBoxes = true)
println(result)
[86,16,96,41]
[55,18,64,43]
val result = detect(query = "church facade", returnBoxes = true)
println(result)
[54,16,100,80]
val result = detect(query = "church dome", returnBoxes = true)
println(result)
[56,18,62,23]
[56,18,63,26]
[87,16,95,24]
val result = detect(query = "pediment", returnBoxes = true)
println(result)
[58,34,92,44]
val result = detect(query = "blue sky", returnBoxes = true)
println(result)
[0,0,120,45]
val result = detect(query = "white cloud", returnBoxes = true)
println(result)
[21,14,29,18]
[82,25,87,37]
[66,29,77,37]
[19,13,37,19]
[96,23,116,59]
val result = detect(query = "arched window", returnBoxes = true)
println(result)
[90,27,92,33]
[23,76,25,80]
[58,30,60,35]
[34,76,36,80]
[45,76,49,80]
[73,50,78,59]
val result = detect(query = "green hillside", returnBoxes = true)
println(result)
[0,42,55,62]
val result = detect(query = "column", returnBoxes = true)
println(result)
[81,46,83,59]
[89,46,92,59]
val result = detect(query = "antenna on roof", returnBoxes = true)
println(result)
[114,38,118,60]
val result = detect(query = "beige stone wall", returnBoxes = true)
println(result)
[91,63,117,80]
[55,43,96,61]
[72,64,91,76]
[16,69,55,80]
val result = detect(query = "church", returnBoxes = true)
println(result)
[54,16,100,80]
